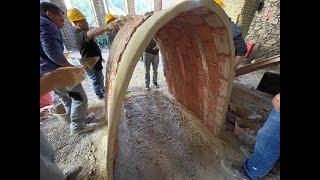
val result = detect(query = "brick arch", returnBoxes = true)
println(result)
[104,0,235,179]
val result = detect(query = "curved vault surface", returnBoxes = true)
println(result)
[104,0,235,179]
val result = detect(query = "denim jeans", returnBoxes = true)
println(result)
[40,131,65,180]
[86,69,105,99]
[144,52,159,87]
[54,84,88,132]
[244,108,280,179]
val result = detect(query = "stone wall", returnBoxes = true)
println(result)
[224,0,260,37]
[245,0,280,60]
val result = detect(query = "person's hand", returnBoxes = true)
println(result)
[272,93,280,112]
[50,66,86,90]
[153,45,159,51]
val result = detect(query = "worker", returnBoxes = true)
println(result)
[144,38,160,90]
[104,13,120,50]
[40,2,98,134]
[40,66,86,180]
[230,17,247,70]
[222,93,280,179]
[67,8,111,100]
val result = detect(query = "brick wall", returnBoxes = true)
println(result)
[245,0,280,60]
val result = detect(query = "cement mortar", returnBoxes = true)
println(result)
[114,90,242,180]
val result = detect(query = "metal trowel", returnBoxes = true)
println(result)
[80,56,100,70]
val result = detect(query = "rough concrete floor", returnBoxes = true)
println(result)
[40,50,280,179]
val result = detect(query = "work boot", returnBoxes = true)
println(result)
[221,159,250,180]
[65,166,82,180]
[153,82,159,88]
[70,122,100,135]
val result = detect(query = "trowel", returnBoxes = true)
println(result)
[79,56,100,70]
[64,57,100,91]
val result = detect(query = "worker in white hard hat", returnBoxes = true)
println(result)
[67,8,110,100]
[41,2,99,135]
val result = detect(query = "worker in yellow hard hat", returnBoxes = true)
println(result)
[67,7,109,99]
[105,13,116,24]
[104,13,120,50]
[214,0,225,9]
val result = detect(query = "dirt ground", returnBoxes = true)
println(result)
[40,49,280,179]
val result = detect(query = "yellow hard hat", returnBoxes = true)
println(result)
[105,13,116,24]
[67,8,86,22]
[214,0,225,9]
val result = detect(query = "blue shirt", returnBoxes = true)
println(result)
[40,15,67,75]
[230,21,243,39]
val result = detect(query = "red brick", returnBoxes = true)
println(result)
[196,25,212,42]
[184,14,205,25]
[212,28,230,54]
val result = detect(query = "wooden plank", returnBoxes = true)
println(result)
[236,55,280,76]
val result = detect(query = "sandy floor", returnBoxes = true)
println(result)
[40,49,280,179]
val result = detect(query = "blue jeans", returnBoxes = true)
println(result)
[86,69,105,99]
[40,131,65,180]
[244,108,280,179]
[54,84,88,132]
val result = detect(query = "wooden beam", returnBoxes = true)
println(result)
[236,55,280,76]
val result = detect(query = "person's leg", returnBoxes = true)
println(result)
[40,131,65,180]
[54,90,72,124]
[87,70,104,99]
[40,131,82,180]
[144,52,152,89]
[152,53,159,87]
[58,84,88,133]
[244,108,280,179]
[96,69,105,98]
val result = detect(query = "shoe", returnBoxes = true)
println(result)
[145,86,150,90]
[221,159,250,180]
[86,113,96,124]
[70,123,100,135]
[154,82,159,88]
[65,166,82,180]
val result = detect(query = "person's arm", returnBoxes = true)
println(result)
[272,93,280,112]
[40,24,72,67]
[234,56,243,69]
[86,26,110,40]
[40,66,85,97]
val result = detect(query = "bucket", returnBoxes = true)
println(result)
[40,91,54,108]
[51,103,71,125]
